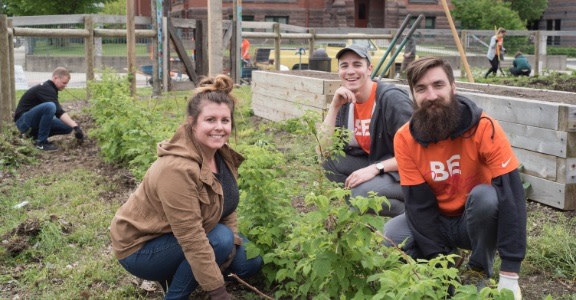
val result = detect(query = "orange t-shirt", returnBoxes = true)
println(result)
[241,39,251,60]
[353,82,377,153]
[496,36,503,57]
[394,113,519,216]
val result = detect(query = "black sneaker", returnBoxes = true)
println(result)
[460,266,489,291]
[35,141,58,151]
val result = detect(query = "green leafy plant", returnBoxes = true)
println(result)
[0,125,37,175]
[88,70,182,179]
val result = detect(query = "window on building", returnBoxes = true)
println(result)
[409,16,435,29]
[265,16,289,31]
[425,17,435,29]
[546,19,561,45]
[243,16,255,32]
[265,16,289,24]
[358,3,366,20]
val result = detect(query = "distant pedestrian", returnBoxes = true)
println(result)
[484,28,506,78]
[13,67,84,151]
[509,52,531,77]
[241,39,251,62]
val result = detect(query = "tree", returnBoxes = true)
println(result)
[3,0,111,16]
[507,0,548,22]
[452,0,525,30]
[101,0,126,16]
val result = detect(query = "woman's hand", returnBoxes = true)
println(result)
[208,286,231,300]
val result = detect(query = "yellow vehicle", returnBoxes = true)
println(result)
[253,39,406,77]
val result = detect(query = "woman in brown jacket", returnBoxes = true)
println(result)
[110,75,262,300]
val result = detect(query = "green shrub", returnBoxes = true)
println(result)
[0,125,37,175]
[88,70,182,179]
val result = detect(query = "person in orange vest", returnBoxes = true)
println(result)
[485,28,507,78]
[241,39,251,63]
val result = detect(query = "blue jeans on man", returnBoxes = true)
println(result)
[383,184,498,276]
[15,102,72,143]
[119,224,263,300]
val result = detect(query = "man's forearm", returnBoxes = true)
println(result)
[317,104,341,154]
[59,113,78,128]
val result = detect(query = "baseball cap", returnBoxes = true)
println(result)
[335,44,371,64]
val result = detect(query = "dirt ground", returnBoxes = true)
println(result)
[3,81,575,298]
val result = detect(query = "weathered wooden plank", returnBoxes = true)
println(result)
[388,84,568,132]
[499,120,569,158]
[558,105,576,132]
[252,83,332,109]
[252,94,301,122]
[252,71,332,94]
[14,28,89,38]
[324,79,342,95]
[10,14,86,26]
[279,23,308,33]
[252,90,323,121]
[243,21,277,30]
[522,174,576,210]
[94,29,156,38]
[514,148,557,181]
[460,92,562,130]
[10,14,151,26]
[168,19,197,84]
[95,15,151,25]
[252,101,295,122]
[557,158,576,184]
[170,17,196,29]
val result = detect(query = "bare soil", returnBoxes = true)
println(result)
[2,81,575,298]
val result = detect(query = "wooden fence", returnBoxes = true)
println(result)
[2,16,575,131]
[0,14,209,131]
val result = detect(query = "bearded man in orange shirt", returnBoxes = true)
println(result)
[384,57,525,299]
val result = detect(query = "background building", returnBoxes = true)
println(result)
[167,0,451,30]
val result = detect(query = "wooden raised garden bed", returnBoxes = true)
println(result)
[251,70,576,210]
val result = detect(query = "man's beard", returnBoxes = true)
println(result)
[411,94,461,142]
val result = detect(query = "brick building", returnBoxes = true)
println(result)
[141,0,575,45]
[532,0,576,45]
[167,0,452,30]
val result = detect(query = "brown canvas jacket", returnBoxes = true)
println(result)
[110,124,244,291]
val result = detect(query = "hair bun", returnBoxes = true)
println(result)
[196,74,234,94]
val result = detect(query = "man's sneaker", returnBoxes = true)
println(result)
[35,141,58,151]
[460,266,490,291]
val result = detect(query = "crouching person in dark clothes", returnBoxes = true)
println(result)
[13,67,84,151]
[509,52,531,77]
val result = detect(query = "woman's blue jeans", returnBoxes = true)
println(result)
[118,224,263,300]
[15,102,72,143]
